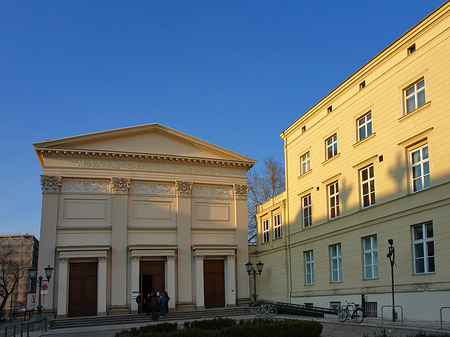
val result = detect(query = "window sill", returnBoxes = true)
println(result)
[410,186,431,195]
[297,169,313,180]
[353,133,376,148]
[413,271,435,276]
[363,277,379,281]
[322,153,341,165]
[398,101,431,122]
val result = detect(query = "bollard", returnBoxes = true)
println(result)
[27,320,30,337]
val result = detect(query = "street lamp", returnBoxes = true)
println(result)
[245,260,263,306]
[386,239,396,321]
[28,265,53,321]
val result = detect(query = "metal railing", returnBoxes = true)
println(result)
[1,319,48,337]
[440,307,450,329]
[381,305,404,326]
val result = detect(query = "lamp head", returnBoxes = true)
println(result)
[388,239,394,246]
[44,265,54,281]
[28,267,37,281]
[256,261,264,274]
[245,261,253,274]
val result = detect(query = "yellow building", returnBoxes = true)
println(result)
[34,123,255,317]
[251,2,450,321]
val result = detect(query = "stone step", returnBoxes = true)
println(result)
[49,307,251,330]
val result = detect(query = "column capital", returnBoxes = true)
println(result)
[59,257,69,263]
[131,256,140,262]
[194,255,204,261]
[41,175,62,194]
[226,255,236,260]
[98,256,108,262]
[167,255,177,261]
[175,181,193,197]
[233,184,249,200]
[110,177,130,195]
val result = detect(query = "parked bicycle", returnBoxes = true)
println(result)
[249,302,278,317]
[337,301,364,323]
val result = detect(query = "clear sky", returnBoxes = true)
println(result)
[0,0,445,238]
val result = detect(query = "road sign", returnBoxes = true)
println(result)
[26,293,36,311]
[41,284,48,291]
[41,290,48,295]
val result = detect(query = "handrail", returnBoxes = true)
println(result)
[381,305,404,326]
[440,307,450,329]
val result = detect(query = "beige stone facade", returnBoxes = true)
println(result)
[251,2,450,320]
[34,124,255,317]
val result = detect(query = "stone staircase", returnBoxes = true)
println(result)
[49,306,252,330]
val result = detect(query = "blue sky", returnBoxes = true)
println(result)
[0,0,445,238]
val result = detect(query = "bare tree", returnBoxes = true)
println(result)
[248,157,285,244]
[0,244,26,317]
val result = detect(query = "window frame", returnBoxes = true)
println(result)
[328,181,340,219]
[300,152,311,175]
[363,235,378,279]
[357,112,373,142]
[325,134,338,160]
[409,143,430,193]
[404,78,426,114]
[262,219,270,244]
[330,243,342,282]
[302,194,312,228]
[273,213,282,240]
[412,221,435,274]
[305,250,314,285]
[360,164,375,208]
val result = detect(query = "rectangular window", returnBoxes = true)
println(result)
[330,243,342,282]
[408,44,416,55]
[359,81,366,90]
[302,194,312,228]
[300,152,311,175]
[328,181,340,219]
[262,219,270,243]
[330,301,341,310]
[305,250,314,285]
[357,112,372,141]
[409,144,430,192]
[363,235,378,279]
[412,222,435,274]
[360,165,375,207]
[405,79,425,114]
[273,213,282,239]
[365,302,378,317]
[326,134,338,160]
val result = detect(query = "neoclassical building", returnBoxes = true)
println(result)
[34,124,255,317]
[250,2,450,321]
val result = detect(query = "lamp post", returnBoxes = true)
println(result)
[386,239,396,321]
[245,260,263,306]
[28,265,53,321]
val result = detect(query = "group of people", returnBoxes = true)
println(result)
[136,291,170,320]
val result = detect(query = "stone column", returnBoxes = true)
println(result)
[130,256,140,312]
[97,257,108,315]
[110,178,130,314]
[166,256,176,309]
[175,181,194,310]
[56,258,68,317]
[233,184,250,304]
[39,175,61,314]
[194,255,204,309]
[226,255,236,307]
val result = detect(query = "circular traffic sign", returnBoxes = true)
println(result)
[41,284,48,291]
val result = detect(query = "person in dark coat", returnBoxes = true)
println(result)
[136,293,142,314]
[163,291,170,313]
[150,292,159,321]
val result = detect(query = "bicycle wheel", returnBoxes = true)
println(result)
[353,309,364,323]
[337,308,348,322]
[268,305,277,316]
[249,305,259,315]
[255,306,264,317]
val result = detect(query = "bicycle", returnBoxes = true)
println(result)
[337,301,364,323]
[249,302,278,317]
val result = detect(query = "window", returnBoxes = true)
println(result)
[408,44,416,55]
[359,81,366,90]
[365,302,378,317]
[262,219,270,243]
[412,222,435,274]
[360,165,375,207]
[302,194,312,228]
[326,134,338,160]
[305,250,314,285]
[357,112,372,141]
[330,243,342,282]
[409,144,430,192]
[273,213,282,239]
[302,126,307,133]
[363,235,378,279]
[405,79,425,114]
[327,105,333,113]
[330,301,341,310]
[328,181,340,219]
[300,152,311,175]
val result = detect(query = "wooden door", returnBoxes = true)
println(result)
[68,262,97,317]
[204,260,225,308]
[140,261,165,296]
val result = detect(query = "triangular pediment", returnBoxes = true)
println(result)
[33,123,255,163]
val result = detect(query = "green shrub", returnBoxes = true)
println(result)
[183,317,236,330]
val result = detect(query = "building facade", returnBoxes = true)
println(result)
[250,2,450,320]
[34,124,255,317]
[0,235,39,318]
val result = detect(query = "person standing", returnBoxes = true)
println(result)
[158,292,167,318]
[136,293,142,315]
[150,292,159,321]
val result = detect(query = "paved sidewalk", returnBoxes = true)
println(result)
[4,314,450,337]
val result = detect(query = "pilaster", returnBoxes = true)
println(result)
[97,256,108,315]
[226,255,236,307]
[166,255,176,309]
[56,257,68,317]
[194,255,204,309]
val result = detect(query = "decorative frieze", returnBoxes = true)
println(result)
[175,181,193,197]
[193,185,233,199]
[40,175,62,194]
[130,182,175,196]
[110,177,130,195]
[62,180,110,194]
[233,184,249,200]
